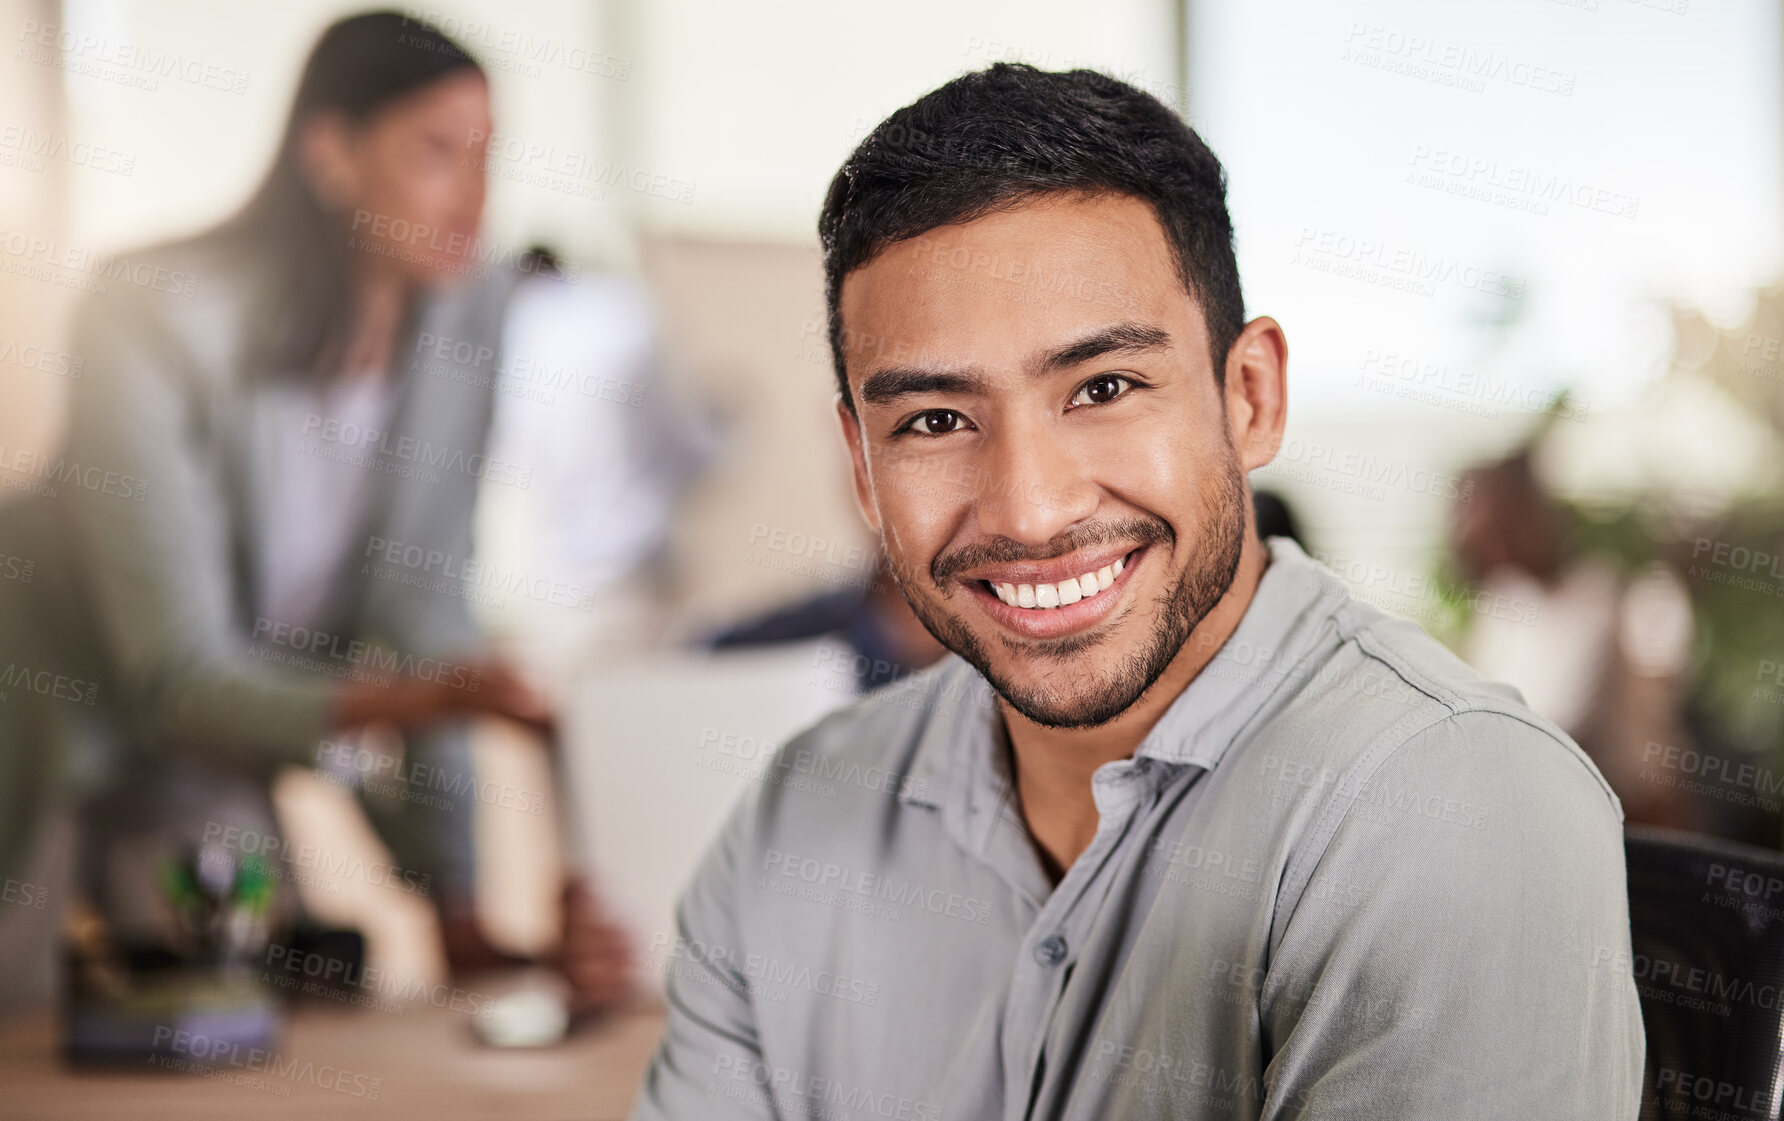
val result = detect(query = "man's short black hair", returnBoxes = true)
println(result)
[818,63,1244,412]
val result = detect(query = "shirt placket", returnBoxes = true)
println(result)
[998,757,1164,1121]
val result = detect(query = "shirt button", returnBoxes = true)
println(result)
[1034,934,1069,966]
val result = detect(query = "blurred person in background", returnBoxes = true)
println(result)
[0,10,650,1013]
[484,244,708,677]
[1451,449,1701,831]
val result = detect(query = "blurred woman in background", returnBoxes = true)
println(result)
[0,11,630,1012]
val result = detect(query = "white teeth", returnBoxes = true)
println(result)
[990,559,1134,610]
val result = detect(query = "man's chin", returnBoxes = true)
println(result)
[992,686,1146,730]
[977,659,1156,730]
[908,600,1175,728]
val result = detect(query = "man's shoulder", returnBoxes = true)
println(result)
[1251,590,1623,840]
[1351,599,1616,804]
[1235,593,1629,960]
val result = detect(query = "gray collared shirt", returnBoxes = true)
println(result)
[629,538,1645,1121]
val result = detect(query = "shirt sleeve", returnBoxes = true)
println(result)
[629,787,778,1121]
[1257,709,1646,1121]
[61,279,336,769]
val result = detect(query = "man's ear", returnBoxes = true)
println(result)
[835,394,883,534]
[1222,316,1289,473]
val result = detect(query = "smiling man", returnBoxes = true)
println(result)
[629,65,1643,1121]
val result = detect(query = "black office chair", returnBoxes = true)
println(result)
[1626,825,1784,1121]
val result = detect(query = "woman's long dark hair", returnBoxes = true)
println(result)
[211,10,481,381]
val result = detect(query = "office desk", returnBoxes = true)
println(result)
[0,998,665,1120]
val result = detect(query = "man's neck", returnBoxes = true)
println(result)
[1002,533,1271,883]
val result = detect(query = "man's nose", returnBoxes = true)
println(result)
[971,425,1098,546]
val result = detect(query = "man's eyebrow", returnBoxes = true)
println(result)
[857,367,988,406]
[854,322,1170,405]
[1037,322,1172,373]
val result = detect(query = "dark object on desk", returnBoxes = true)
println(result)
[265,924,369,1003]
[61,924,362,1066]
[60,848,316,1067]
[1626,826,1784,1120]
[62,945,281,1068]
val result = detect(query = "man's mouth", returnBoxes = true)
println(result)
[983,553,1127,609]
[959,545,1145,639]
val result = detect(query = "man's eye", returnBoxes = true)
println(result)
[906,409,967,436]
[1071,374,1133,407]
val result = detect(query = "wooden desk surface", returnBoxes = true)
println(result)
[0,997,666,1120]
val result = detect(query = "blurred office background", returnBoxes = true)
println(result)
[3,0,1784,1094]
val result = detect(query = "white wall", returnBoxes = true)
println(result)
[622,0,1180,240]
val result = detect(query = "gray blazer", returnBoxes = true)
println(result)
[0,236,519,898]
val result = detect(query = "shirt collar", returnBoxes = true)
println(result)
[1134,536,1347,769]
[897,536,1347,815]
[897,656,1000,814]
